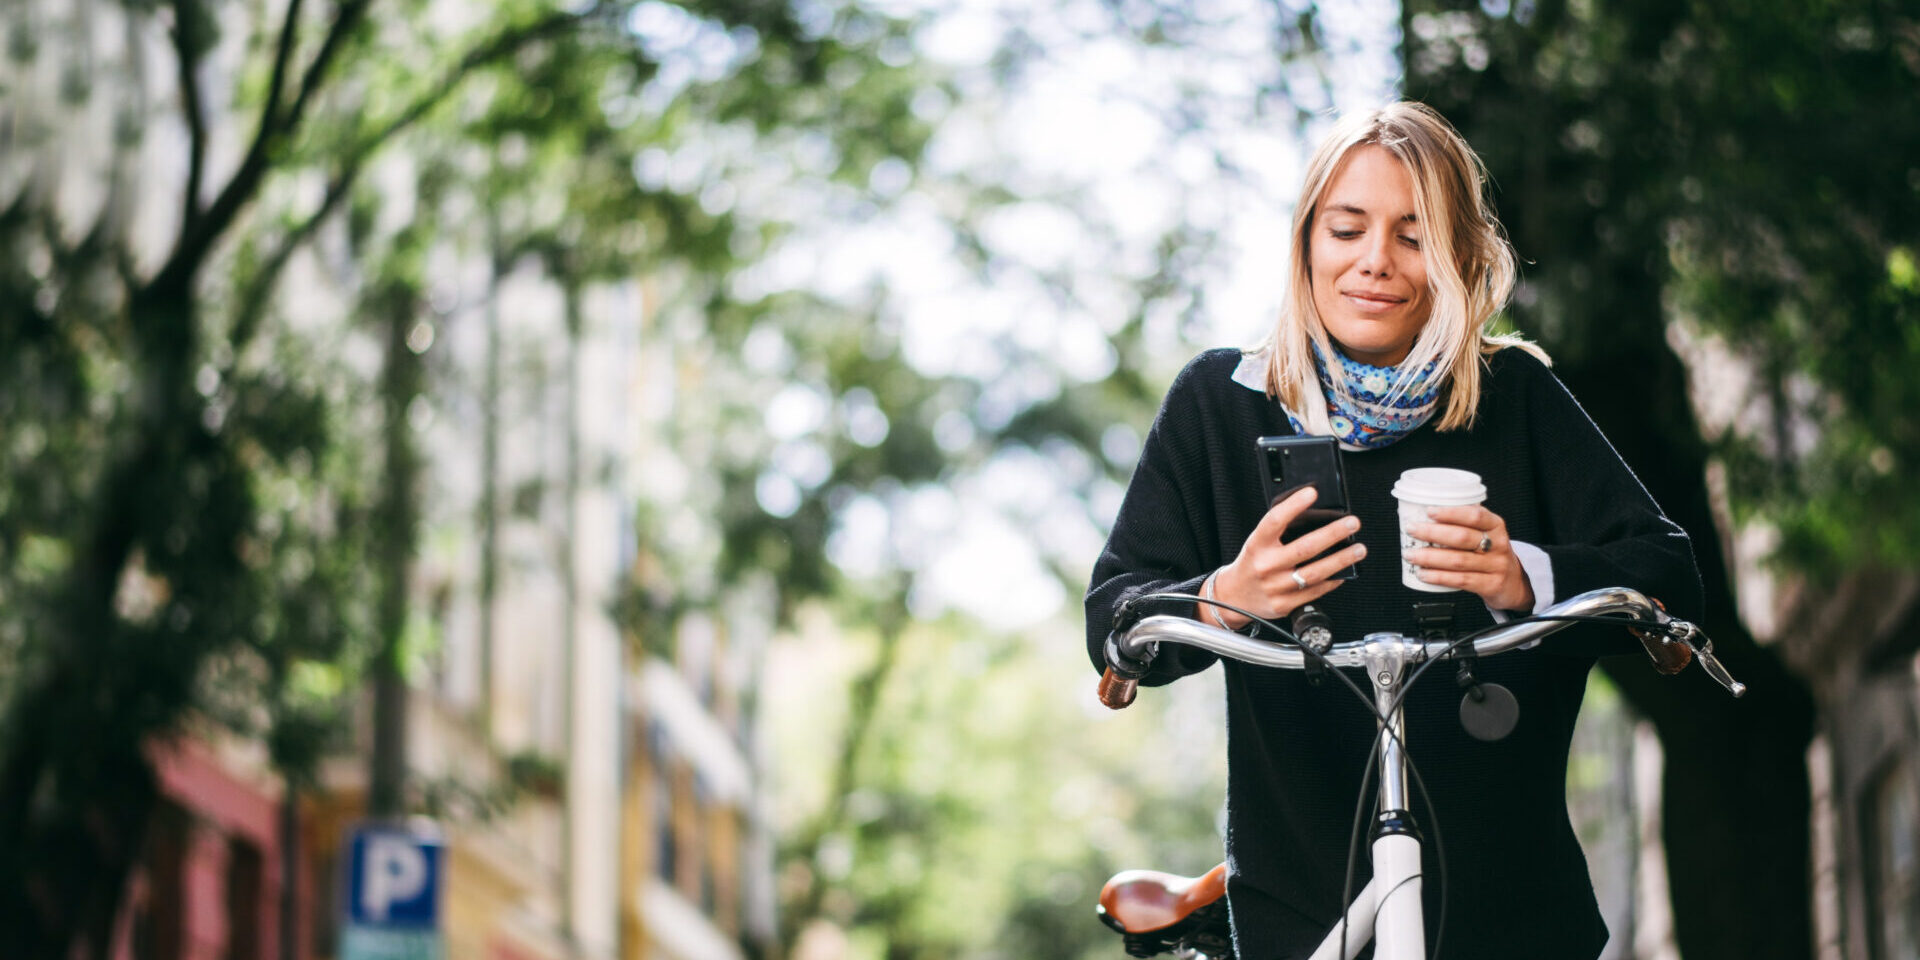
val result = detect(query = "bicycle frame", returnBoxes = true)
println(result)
[1322,633,1425,960]
[1100,587,1745,960]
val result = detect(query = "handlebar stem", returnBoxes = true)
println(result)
[1361,635,1419,814]
[1361,633,1414,692]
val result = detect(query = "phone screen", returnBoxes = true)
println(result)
[1257,435,1358,580]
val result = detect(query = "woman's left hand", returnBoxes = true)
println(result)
[1405,505,1535,613]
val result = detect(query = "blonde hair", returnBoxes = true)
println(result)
[1260,101,1545,431]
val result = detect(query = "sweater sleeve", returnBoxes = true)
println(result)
[1084,356,1228,685]
[1512,352,1705,652]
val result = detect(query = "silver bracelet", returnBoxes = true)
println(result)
[1202,569,1234,631]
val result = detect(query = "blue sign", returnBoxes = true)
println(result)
[344,822,444,939]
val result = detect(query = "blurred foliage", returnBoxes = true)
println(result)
[503,748,568,801]
[1405,0,1920,581]
[769,614,1227,960]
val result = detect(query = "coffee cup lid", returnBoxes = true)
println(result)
[1393,467,1486,505]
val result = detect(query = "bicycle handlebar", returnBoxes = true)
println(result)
[1098,586,1745,709]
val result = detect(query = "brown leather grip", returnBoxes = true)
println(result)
[1629,597,1692,675]
[1635,631,1693,675]
[1099,667,1139,709]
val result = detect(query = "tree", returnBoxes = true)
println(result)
[1402,2,1918,957]
[0,0,989,954]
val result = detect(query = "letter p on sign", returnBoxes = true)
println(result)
[345,824,443,930]
[361,835,428,922]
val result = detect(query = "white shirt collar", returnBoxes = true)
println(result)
[1230,350,1269,393]
[1231,348,1356,449]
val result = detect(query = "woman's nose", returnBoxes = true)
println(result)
[1358,235,1393,277]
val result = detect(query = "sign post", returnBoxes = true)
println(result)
[341,821,445,960]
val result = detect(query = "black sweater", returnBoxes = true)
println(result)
[1085,347,1702,959]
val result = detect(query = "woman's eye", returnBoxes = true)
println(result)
[1329,229,1361,240]
[1399,235,1422,250]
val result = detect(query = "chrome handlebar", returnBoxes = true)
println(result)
[1101,586,1746,707]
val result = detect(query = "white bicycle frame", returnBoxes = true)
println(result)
[1103,586,1745,960]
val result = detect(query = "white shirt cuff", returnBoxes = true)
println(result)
[1485,540,1555,627]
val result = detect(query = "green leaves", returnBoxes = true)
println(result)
[1408,0,1920,576]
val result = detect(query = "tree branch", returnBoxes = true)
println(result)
[169,0,209,232]
[277,0,370,151]
[368,3,604,146]
[228,158,360,354]
[221,3,611,351]
[150,0,369,296]
[262,0,309,129]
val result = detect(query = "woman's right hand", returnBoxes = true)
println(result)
[1203,486,1367,629]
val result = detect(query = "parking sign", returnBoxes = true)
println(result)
[343,822,444,960]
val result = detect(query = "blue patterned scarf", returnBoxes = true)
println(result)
[1287,342,1445,449]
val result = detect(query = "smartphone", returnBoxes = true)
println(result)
[1257,435,1358,580]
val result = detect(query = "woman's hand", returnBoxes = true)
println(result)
[1203,487,1368,628]
[1404,504,1535,612]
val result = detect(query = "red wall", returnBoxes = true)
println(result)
[113,738,305,960]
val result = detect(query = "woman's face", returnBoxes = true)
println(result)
[1308,145,1431,367]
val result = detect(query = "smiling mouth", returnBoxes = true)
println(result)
[1342,291,1407,310]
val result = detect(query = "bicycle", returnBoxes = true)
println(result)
[1091,586,1746,960]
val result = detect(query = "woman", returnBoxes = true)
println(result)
[1084,102,1702,958]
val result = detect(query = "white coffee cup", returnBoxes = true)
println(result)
[1392,467,1488,593]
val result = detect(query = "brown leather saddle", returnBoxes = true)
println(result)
[1097,863,1234,958]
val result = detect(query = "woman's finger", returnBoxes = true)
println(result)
[1296,540,1368,585]
[1422,504,1496,530]
[1406,522,1493,555]
[1251,486,1323,543]
[1405,565,1487,592]
[1289,578,1344,606]
[1404,545,1498,573]
[1412,564,1531,613]
[1408,503,1509,557]
[1212,553,1344,622]
[1284,513,1362,565]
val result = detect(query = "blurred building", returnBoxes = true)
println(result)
[108,274,781,960]
[1769,569,1920,960]
[89,275,778,960]
[0,0,783,953]
[290,271,782,960]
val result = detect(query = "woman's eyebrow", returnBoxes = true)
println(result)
[1325,202,1418,223]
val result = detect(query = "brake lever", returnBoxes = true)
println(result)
[1665,620,1747,698]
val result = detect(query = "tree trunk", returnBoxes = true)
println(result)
[0,282,210,957]
[1566,349,1817,960]
[369,283,425,818]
